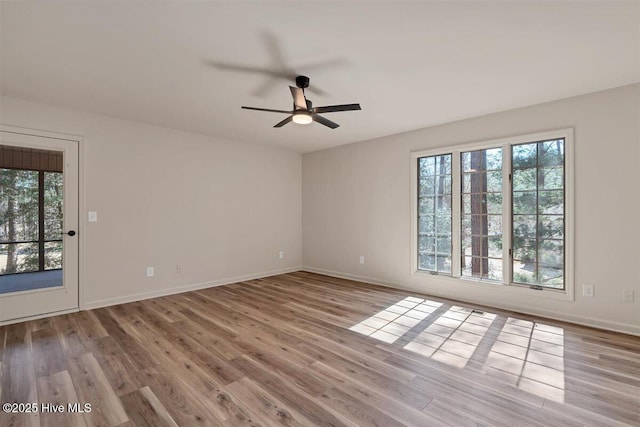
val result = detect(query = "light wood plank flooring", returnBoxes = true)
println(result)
[1,271,639,426]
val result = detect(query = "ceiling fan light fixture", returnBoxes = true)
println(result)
[292,112,312,125]
[241,75,360,129]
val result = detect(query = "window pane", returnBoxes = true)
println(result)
[486,192,503,214]
[511,139,565,289]
[419,236,435,253]
[539,215,564,240]
[487,215,502,236]
[539,240,563,266]
[539,167,563,190]
[488,236,502,258]
[512,144,537,168]
[460,148,502,281]
[512,168,536,191]
[437,236,451,255]
[435,195,452,217]
[419,157,435,175]
[44,172,64,240]
[513,263,536,284]
[461,256,502,281]
[462,172,503,193]
[419,215,435,233]
[435,217,451,235]
[44,241,62,270]
[435,155,451,175]
[513,191,536,214]
[486,171,502,192]
[513,239,536,262]
[462,256,481,278]
[461,235,504,260]
[539,190,563,214]
[485,258,503,281]
[0,242,39,274]
[436,256,451,274]
[513,214,537,238]
[0,169,39,243]
[540,265,563,288]
[419,197,435,215]
[462,193,502,215]
[417,154,452,273]
[419,254,435,271]
[419,177,436,196]
[540,140,564,167]
[485,148,503,170]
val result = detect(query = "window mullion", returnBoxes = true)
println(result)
[502,143,512,285]
[451,151,461,277]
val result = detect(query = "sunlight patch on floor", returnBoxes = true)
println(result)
[348,296,566,403]
[349,296,442,344]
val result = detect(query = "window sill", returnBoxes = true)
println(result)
[411,269,574,302]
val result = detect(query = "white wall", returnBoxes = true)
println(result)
[1,96,302,308]
[303,84,640,335]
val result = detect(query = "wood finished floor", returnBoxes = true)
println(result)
[1,271,639,427]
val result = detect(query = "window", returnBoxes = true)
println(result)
[511,140,565,288]
[417,154,452,273]
[461,148,503,281]
[411,129,573,296]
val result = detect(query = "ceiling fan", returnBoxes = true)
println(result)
[241,76,361,129]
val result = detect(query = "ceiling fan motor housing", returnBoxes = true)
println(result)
[296,75,310,89]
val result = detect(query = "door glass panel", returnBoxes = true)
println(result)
[0,146,64,294]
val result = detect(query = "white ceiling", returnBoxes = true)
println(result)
[1,1,638,153]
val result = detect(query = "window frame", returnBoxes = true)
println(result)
[410,128,574,301]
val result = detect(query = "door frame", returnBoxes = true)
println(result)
[0,124,85,324]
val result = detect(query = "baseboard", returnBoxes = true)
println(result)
[302,266,640,337]
[84,266,302,310]
[0,307,79,327]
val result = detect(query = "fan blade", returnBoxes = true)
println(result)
[204,60,296,79]
[313,115,339,129]
[305,85,328,97]
[290,86,307,110]
[313,104,361,114]
[242,106,292,114]
[274,116,293,128]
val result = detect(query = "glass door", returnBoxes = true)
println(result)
[0,131,78,323]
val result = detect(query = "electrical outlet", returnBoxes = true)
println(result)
[624,289,635,303]
[88,211,98,222]
[176,264,182,273]
[279,250,284,259]
[146,267,154,277]
[582,284,594,297]
[359,256,365,265]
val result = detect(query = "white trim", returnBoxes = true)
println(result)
[410,128,574,301]
[451,153,461,277]
[564,128,575,301]
[502,142,512,285]
[0,126,84,323]
[410,156,418,274]
[78,137,87,310]
[302,266,640,337]
[1,124,87,310]
[83,266,302,310]
[0,307,79,327]
[0,124,82,142]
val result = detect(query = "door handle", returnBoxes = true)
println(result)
[64,230,76,237]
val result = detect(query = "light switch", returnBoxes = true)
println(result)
[88,211,98,222]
